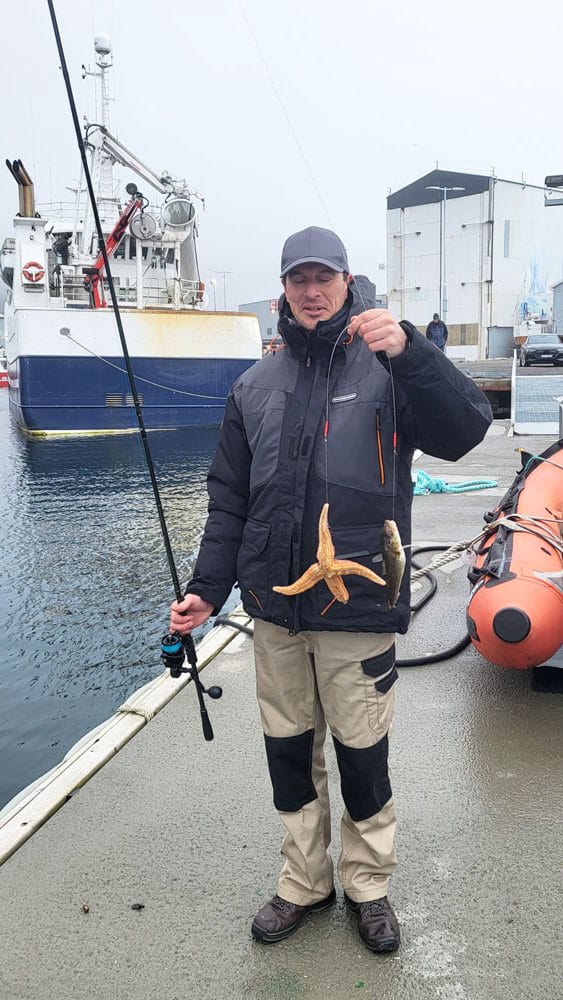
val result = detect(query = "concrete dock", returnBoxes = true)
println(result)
[0,422,561,1000]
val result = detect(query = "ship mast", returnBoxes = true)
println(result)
[80,34,118,254]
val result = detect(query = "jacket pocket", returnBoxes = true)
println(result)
[236,518,271,611]
[306,524,388,621]
[241,389,286,492]
[314,397,394,496]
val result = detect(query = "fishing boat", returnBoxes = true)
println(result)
[466,439,563,669]
[0,35,261,435]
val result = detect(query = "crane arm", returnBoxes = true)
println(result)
[87,126,203,202]
[88,126,170,194]
[83,194,143,308]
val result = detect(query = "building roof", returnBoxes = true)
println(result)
[387,168,552,211]
[387,169,490,210]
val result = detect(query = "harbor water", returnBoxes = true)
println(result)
[0,392,225,808]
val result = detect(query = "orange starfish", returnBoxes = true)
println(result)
[273,503,385,603]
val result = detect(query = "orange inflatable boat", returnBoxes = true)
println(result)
[466,440,563,669]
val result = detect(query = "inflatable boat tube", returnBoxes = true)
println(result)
[466,440,563,669]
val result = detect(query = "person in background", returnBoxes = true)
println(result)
[426,312,448,351]
[170,227,492,955]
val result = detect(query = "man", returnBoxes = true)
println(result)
[426,312,449,351]
[170,227,492,953]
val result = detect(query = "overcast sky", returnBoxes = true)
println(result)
[2,0,563,309]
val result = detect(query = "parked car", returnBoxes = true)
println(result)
[519,334,563,367]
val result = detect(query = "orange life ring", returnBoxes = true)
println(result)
[22,261,45,283]
[466,440,563,669]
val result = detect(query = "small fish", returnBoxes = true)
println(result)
[382,519,406,608]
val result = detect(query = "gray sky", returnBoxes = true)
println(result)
[2,0,563,309]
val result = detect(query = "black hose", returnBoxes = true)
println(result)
[213,615,255,637]
[396,545,470,667]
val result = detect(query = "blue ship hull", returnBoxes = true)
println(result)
[8,355,256,433]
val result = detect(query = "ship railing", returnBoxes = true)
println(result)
[36,200,83,217]
[165,278,205,308]
[49,270,202,310]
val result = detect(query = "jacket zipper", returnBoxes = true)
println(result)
[376,407,385,485]
[288,346,316,636]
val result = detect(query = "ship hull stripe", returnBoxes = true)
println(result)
[8,355,256,433]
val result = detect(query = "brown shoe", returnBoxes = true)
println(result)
[345,893,400,953]
[251,889,336,943]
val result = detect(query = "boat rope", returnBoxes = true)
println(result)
[479,515,563,555]
[410,543,468,580]
[413,469,498,494]
[59,330,228,400]
[117,702,158,722]
[517,450,563,475]
[410,509,563,580]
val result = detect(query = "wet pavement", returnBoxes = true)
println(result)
[0,422,561,1000]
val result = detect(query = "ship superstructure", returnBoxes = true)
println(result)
[0,35,261,434]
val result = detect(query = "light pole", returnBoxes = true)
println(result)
[213,270,234,311]
[425,185,465,324]
[210,277,217,311]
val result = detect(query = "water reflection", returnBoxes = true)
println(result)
[0,397,223,807]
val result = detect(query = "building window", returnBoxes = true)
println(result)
[504,220,510,258]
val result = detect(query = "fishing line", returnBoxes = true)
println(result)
[236,0,335,229]
[324,326,349,503]
[45,0,220,741]
[349,277,399,523]
[237,1,400,521]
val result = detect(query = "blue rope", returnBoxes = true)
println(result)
[413,469,497,495]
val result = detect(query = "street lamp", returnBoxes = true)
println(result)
[212,270,234,311]
[210,277,217,311]
[425,184,465,323]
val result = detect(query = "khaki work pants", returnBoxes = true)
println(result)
[253,619,398,906]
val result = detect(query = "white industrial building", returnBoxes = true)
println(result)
[386,169,563,358]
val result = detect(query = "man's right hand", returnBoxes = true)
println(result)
[169,594,214,635]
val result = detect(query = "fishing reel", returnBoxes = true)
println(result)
[161,632,222,741]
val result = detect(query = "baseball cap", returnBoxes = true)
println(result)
[280,226,349,277]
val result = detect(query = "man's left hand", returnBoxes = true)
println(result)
[348,309,408,358]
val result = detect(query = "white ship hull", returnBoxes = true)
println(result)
[5,304,261,435]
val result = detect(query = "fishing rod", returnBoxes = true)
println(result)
[45,0,222,741]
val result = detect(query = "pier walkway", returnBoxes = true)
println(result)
[0,423,561,1000]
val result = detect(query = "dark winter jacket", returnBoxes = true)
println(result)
[186,278,492,635]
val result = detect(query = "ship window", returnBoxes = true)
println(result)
[129,236,137,259]
[114,240,126,260]
[166,248,175,264]
[142,246,150,260]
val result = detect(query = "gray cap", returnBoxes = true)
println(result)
[280,226,349,277]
